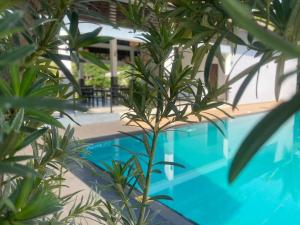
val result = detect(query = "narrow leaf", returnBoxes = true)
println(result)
[222,0,300,57]
[153,161,185,168]
[45,52,81,94]
[0,45,35,67]
[149,195,173,201]
[229,91,300,183]
[79,51,108,70]
[204,33,226,86]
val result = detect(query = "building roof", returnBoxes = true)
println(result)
[78,23,144,42]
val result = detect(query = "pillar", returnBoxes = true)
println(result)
[110,38,118,87]
[130,47,135,64]
[78,62,84,86]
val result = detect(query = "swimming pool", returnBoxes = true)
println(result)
[85,112,300,225]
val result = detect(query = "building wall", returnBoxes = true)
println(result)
[181,48,227,100]
[182,44,298,105]
[227,45,297,104]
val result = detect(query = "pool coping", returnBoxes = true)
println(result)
[82,109,268,143]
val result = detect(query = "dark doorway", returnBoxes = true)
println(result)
[209,64,218,89]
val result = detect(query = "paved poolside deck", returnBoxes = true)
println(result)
[60,101,281,224]
[72,101,279,140]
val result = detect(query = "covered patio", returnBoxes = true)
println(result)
[77,25,143,110]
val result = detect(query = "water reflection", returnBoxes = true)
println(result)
[164,130,174,181]
[266,113,300,202]
[160,113,300,224]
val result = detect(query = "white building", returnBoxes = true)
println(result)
[61,1,298,106]
[181,30,297,104]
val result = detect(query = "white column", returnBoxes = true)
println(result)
[110,38,118,86]
[130,47,135,64]
[164,131,175,181]
[220,44,232,101]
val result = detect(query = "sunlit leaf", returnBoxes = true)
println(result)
[0,45,35,68]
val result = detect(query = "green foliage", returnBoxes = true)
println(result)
[2,0,299,224]
[72,62,132,88]
[0,0,115,224]
[102,1,232,224]
[222,0,300,58]
[72,62,111,88]
[222,0,300,183]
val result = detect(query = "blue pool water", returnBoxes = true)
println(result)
[85,112,300,225]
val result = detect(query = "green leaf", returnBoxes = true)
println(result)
[225,32,246,46]
[229,91,300,183]
[118,131,143,143]
[275,54,286,100]
[68,11,79,39]
[29,85,63,96]
[153,161,185,168]
[77,36,112,48]
[76,28,111,47]
[0,45,35,68]
[149,195,173,201]
[191,45,209,78]
[20,67,37,96]
[0,11,23,39]
[17,128,48,150]
[0,0,22,11]
[113,145,148,158]
[232,65,260,107]
[232,52,272,107]
[25,110,64,128]
[0,96,86,111]
[10,65,20,96]
[0,79,13,96]
[15,177,34,209]
[0,162,38,177]
[204,33,226,86]
[45,52,81,94]
[200,114,225,136]
[79,51,109,70]
[222,0,300,57]
[5,156,34,162]
[11,109,24,130]
[14,191,61,220]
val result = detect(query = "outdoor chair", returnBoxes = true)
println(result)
[81,86,94,107]
[94,88,108,106]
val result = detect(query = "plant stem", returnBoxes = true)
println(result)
[58,164,63,197]
[137,127,159,225]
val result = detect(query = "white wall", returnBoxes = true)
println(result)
[182,43,298,105]
[227,45,297,104]
[181,47,227,101]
